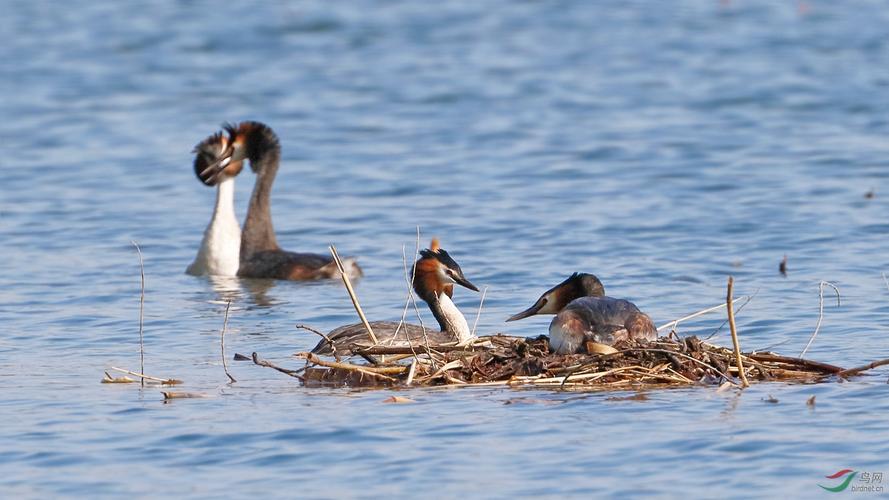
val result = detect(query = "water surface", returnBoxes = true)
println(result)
[3,1,889,497]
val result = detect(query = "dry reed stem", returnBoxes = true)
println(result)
[393,237,424,364]
[131,241,145,387]
[727,277,749,388]
[799,281,840,358]
[471,286,488,337]
[221,300,236,383]
[329,244,378,345]
[396,227,434,363]
[657,296,749,332]
[406,359,418,386]
[704,289,758,341]
[109,366,181,385]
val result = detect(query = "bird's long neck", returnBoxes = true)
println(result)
[427,291,472,341]
[241,150,280,259]
[213,176,237,224]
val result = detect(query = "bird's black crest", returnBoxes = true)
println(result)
[221,121,280,167]
[420,247,461,271]
[192,130,225,154]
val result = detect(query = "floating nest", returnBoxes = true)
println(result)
[250,334,882,390]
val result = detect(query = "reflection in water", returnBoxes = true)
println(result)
[240,277,280,308]
[207,275,243,305]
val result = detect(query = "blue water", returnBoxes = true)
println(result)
[3,1,889,497]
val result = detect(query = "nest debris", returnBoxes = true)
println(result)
[281,334,853,390]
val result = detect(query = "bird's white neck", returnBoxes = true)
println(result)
[430,291,473,342]
[213,176,237,221]
[186,177,241,276]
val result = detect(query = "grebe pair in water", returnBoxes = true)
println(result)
[187,122,361,280]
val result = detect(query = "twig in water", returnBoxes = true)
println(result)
[131,241,146,387]
[727,276,749,388]
[471,286,488,337]
[251,352,305,380]
[836,358,889,378]
[799,281,840,358]
[657,296,749,333]
[329,244,378,345]
[102,371,135,384]
[221,300,236,383]
[882,272,889,293]
[296,324,341,362]
[109,366,181,385]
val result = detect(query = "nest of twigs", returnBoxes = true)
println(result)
[281,334,869,390]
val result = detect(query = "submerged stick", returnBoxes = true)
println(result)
[657,296,749,332]
[799,281,840,358]
[131,241,146,387]
[329,244,378,345]
[727,276,749,388]
[221,300,236,383]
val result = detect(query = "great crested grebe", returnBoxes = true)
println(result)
[506,273,656,354]
[311,239,479,356]
[186,131,245,276]
[199,121,362,280]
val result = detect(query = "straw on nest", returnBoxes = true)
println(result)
[293,334,848,389]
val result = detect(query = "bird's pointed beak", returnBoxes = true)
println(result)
[199,143,235,182]
[506,297,546,322]
[454,274,479,292]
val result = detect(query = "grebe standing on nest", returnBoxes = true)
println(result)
[507,273,656,354]
[186,132,245,276]
[311,239,479,356]
[199,121,362,280]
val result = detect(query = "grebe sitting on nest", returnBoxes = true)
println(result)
[186,131,244,276]
[311,238,479,356]
[199,121,362,280]
[507,273,656,354]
